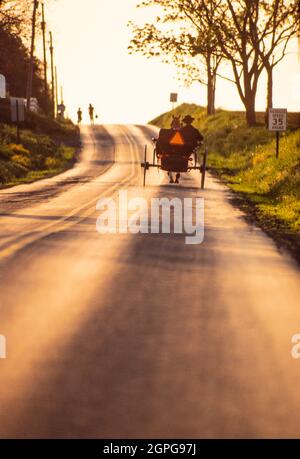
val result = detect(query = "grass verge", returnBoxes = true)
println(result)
[0,112,80,188]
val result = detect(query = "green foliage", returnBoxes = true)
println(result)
[0,1,51,111]
[0,116,79,186]
[24,112,79,139]
[0,143,12,160]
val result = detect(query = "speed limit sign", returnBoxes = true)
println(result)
[170,93,178,103]
[268,108,287,158]
[268,108,287,131]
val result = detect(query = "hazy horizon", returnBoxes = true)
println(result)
[44,0,300,123]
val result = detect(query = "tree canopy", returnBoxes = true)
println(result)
[0,0,50,111]
[129,0,299,126]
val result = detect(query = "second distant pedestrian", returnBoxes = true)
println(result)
[89,104,95,125]
[77,107,82,125]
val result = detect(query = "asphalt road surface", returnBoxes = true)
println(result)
[0,125,300,439]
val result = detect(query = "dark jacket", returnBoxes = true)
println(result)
[181,125,203,146]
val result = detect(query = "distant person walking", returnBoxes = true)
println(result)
[89,104,95,125]
[77,108,82,125]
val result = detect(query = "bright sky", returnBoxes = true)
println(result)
[45,0,300,124]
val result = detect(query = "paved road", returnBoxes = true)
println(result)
[0,125,299,438]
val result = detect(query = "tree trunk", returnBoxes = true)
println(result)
[266,66,273,109]
[206,55,216,116]
[265,64,273,127]
[210,85,216,115]
[207,76,215,115]
[244,74,257,127]
[211,72,216,115]
[245,97,256,126]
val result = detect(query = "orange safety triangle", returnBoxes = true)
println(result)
[169,131,185,146]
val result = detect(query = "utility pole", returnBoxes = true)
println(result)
[55,66,59,118]
[49,31,55,118]
[41,3,48,107]
[26,0,39,111]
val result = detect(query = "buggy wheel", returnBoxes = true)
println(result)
[201,147,208,189]
[153,147,156,165]
[143,145,147,187]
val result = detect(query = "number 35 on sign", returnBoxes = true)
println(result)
[268,108,287,131]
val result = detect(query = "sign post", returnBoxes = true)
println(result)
[10,98,25,144]
[0,74,6,98]
[170,93,178,111]
[268,108,287,159]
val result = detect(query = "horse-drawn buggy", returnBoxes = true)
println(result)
[141,127,208,189]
